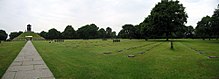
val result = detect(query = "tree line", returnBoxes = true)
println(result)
[118,1,219,41]
[0,0,218,41]
[39,24,116,39]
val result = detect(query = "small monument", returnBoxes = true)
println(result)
[26,24,33,40]
[27,24,31,32]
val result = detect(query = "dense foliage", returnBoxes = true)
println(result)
[145,0,187,40]
[0,30,8,41]
[211,4,219,39]
[62,25,76,39]
[47,28,62,39]
[9,31,23,40]
[77,24,99,39]
[39,24,117,40]
[195,16,212,40]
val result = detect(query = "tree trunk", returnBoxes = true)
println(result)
[170,41,173,49]
[166,32,169,41]
[217,35,218,40]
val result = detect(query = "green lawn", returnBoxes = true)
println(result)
[0,41,26,78]
[33,39,219,79]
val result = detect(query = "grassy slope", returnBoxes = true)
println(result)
[33,39,219,79]
[14,32,44,40]
[0,41,26,78]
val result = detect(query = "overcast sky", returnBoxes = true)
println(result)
[0,0,218,34]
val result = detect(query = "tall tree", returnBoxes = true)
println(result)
[77,24,99,39]
[39,31,48,39]
[62,25,76,39]
[111,31,117,38]
[195,16,212,40]
[211,4,219,40]
[148,0,188,41]
[139,17,151,39]
[0,30,7,41]
[47,28,61,39]
[185,26,194,38]
[134,25,143,39]
[98,28,106,39]
[106,27,112,38]
[118,24,136,39]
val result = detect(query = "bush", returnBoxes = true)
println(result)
[0,30,7,41]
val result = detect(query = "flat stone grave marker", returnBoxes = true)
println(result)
[103,52,112,54]
[208,56,218,58]
[138,52,145,54]
[128,55,135,58]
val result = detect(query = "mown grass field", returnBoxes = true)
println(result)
[32,39,219,79]
[0,41,26,78]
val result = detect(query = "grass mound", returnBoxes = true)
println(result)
[14,32,44,40]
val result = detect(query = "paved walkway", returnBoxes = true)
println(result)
[2,41,55,79]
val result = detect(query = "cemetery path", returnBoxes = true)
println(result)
[2,41,55,79]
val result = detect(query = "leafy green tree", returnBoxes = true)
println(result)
[211,4,219,40]
[185,26,194,38]
[148,0,188,41]
[118,29,125,38]
[98,28,106,39]
[106,27,112,38]
[111,31,117,38]
[39,31,48,39]
[47,28,61,39]
[0,30,7,41]
[77,24,99,39]
[139,17,151,39]
[195,16,212,40]
[62,25,76,39]
[9,31,23,40]
[118,24,136,39]
[134,25,143,39]
[174,25,186,38]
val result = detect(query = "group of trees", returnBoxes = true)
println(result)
[0,30,23,41]
[118,0,188,41]
[9,31,23,40]
[118,0,218,41]
[195,4,219,40]
[39,24,116,39]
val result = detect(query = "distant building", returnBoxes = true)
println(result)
[27,24,31,32]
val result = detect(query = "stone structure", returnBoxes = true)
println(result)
[27,24,31,32]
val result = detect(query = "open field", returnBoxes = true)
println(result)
[0,41,26,78]
[32,39,219,79]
